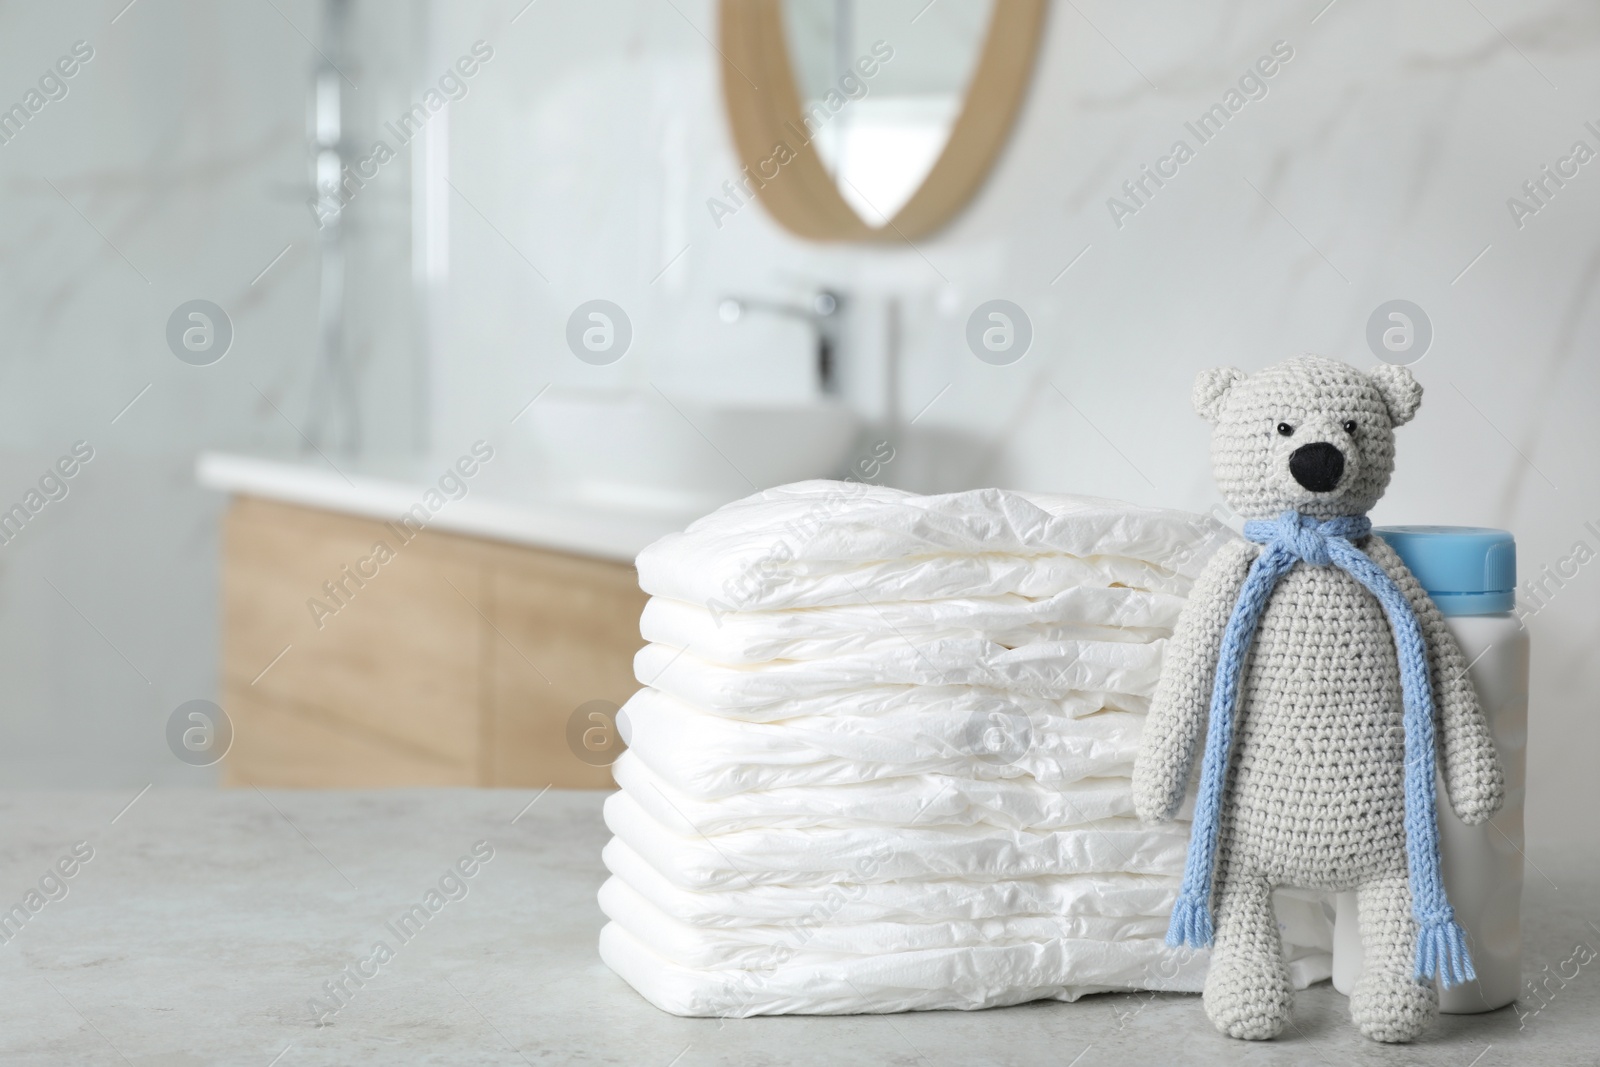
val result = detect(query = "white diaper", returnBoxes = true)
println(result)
[614,693,1148,797]
[634,637,1166,710]
[637,482,1225,610]
[639,587,1182,665]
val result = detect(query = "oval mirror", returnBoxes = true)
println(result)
[718,0,1047,242]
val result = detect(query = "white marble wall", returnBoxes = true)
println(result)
[435,0,1600,849]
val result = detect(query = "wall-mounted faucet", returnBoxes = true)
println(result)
[718,290,843,395]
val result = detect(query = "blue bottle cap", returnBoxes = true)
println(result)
[1373,525,1516,616]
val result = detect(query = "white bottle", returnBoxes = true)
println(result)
[1332,526,1527,1012]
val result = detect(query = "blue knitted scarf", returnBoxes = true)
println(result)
[1165,509,1474,988]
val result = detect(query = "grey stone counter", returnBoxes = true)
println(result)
[0,788,1592,1066]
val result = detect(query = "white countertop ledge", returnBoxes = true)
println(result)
[196,451,693,563]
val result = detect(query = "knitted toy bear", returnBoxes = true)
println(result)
[1133,355,1504,1044]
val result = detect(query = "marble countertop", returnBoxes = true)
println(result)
[0,788,1591,1066]
[196,452,697,563]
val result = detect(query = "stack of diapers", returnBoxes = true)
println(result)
[598,481,1334,1016]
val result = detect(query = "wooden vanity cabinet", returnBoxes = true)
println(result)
[219,496,646,788]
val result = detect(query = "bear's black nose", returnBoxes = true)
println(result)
[1289,441,1345,492]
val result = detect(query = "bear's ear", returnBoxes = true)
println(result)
[1368,364,1423,426]
[1192,367,1245,423]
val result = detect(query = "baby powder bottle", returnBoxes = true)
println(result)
[1331,526,1527,1012]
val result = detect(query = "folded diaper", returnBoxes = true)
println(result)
[614,692,1148,797]
[605,790,1191,890]
[600,482,1328,1017]
[640,589,1181,664]
[612,752,1173,831]
[637,481,1220,609]
[601,876,1173,966]
[602,837,1184,925]
[626,677,1146,726]
[640,480,1224,571]
[600,921,1210,1016]
[635,637,1165,710]
[648,551,1194,612]
[599,915,1332,1017]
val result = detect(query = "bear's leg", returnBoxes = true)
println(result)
[1202,869,1291,1040]
[1349,872,1438,1042]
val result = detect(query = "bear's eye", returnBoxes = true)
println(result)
[1342,420,1357,435]
[1276,422,1294,437]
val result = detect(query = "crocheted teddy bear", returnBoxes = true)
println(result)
[1133,355,1504,1043]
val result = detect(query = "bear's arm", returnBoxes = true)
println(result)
[1133,537,1256,824]
[1365,535,1506,825]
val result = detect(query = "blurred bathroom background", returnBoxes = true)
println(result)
[0,0,1596,850]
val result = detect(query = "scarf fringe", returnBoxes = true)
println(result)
[1165,894,1214,949]
[1415,918,1477,988]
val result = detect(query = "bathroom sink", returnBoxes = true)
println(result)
[527,388,860,512]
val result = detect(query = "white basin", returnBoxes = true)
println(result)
[528,389,860,512]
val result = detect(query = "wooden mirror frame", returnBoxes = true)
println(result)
[718,0,1047,242]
